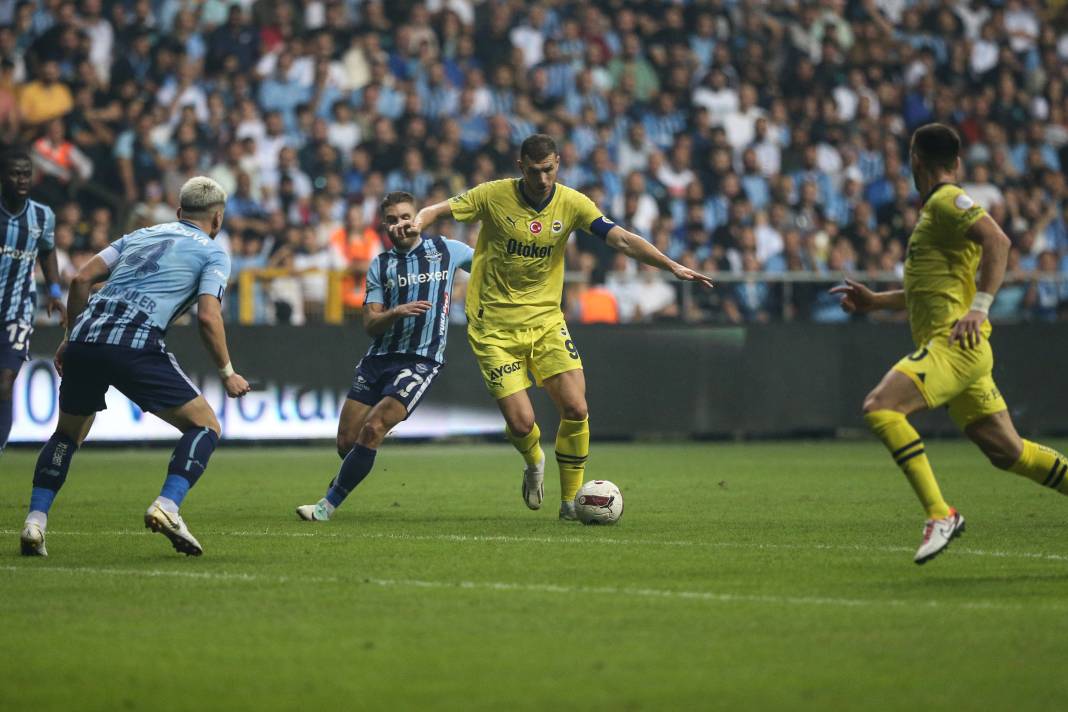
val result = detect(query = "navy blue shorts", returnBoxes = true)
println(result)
[0,321,32,371]
[59,341,201,416]
[347,353,441,415]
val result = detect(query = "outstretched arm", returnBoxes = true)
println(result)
[197,294,250,398]
[605,225,714,288]
[411,200,454,235]
[949,215,1010,349]
[830,279,906,313]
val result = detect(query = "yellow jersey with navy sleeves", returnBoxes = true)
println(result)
[903,183,988,347]
[449,179,604,331]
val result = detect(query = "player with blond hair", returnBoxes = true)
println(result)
[19,176,250,558]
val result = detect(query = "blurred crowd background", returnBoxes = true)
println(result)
[5,0,1068,325]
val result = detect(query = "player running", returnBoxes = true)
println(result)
[296,191,473,522]
[832,123,1068,565]
[19,177,251,558]
[411,134,712,520]
[0,149,65,454]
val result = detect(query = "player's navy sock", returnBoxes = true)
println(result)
[160,427,219,507]
[0,395,12,454]
[325,444,377,508]
[30,433,78,514]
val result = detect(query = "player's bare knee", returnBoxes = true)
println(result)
[561,403,588,421]
[861,392,881,415]
[204,415,222,438]
[980,439,1022,470]
[358,419,388,448]
[506,413,536,437]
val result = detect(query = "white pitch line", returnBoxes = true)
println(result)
[0,565,1055,612]
[0,564,338,584]
[3,529,1068,563]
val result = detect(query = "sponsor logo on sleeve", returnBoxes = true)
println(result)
[954,193,975,210]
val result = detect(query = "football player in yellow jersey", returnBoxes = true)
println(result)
[833,123,1068,564]
[412,134,712,519]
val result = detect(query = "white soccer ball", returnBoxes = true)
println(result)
[574,480,624,525]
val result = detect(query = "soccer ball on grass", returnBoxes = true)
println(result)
[574,480,623,525]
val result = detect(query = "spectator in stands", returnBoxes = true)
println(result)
[30,117,92,204]
[330,204,382,312]
[6,0,1066,327]
[17,59,73,129]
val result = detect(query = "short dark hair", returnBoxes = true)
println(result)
[380,191,416,213]
[520,134,558,162]
[911,123,961,171]
[0,147,30,170]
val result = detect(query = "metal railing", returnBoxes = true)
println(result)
[236,268,346,325]
[223,267,1068,325]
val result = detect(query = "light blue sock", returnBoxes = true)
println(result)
[159,475,191,507]
[29,487,57,514]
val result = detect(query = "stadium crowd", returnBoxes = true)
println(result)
[5,0,1068,325]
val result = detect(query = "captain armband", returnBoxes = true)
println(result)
[590,216,616,240]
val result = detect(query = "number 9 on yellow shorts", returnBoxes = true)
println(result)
[892,335,1008,430]
[468,319,583,399]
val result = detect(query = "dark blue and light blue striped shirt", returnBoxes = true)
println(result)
[69,221,231,351]
[0,198,55,326]
[364,236,473,365]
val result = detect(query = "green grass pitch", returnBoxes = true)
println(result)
[2,440,1068,711]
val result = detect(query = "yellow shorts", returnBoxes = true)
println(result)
[468,318,583,399]
[892,334,1007,430]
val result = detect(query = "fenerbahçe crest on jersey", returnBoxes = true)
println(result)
[904,183,988,347]
[449,179,604,330]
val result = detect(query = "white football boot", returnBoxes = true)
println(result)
[19,521,47,557]
[914,508,965,565]
[522,456,545,510]
[558,500,578,521]
[144,502,203,556]
[296,502,332,522]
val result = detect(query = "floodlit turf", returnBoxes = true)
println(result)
[3,440,1068,711]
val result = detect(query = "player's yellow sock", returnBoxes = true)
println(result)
[1009,440,1068,494]
[556,417,589,502]
[864,410,950,519]
[506,423,543,467]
